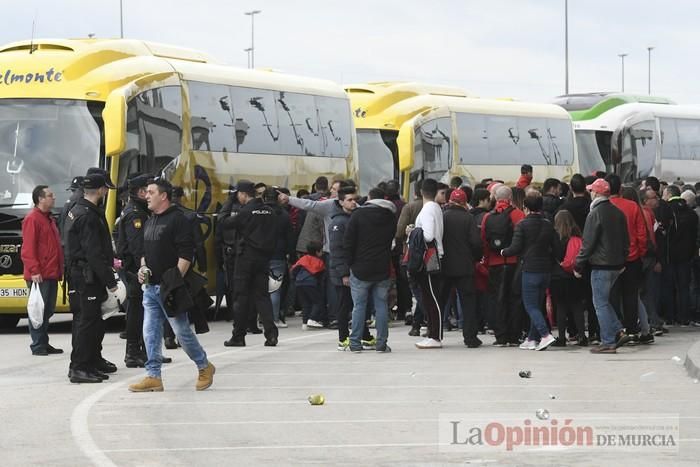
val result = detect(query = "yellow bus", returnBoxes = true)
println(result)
[347,82,578,197]
[0,38,356,327]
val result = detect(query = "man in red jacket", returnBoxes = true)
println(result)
[606,174,647,345]
[481,185,526,346]
[21,185,64,356]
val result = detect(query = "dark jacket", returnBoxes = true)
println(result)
[558,195,590,233]
[469,206,489,230]
[328,210,351,286]
[502,213,562,273]
[291,254,325,287]
[117,197,149,274]
[160,267,193,317]
[575,197,629,271]
[143,205,194,284]
[441,204,482,277]
[174,203,208,271]
[66,197,116,291]
[344,199,397,281]
[270,204,294,261]
[228,198,277,260]
[667,197,699,263]
[542,194,563,222]
[395,199,423,242]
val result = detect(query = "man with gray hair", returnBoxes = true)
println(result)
[481,185,526,347]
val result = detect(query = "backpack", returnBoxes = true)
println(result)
[403,227,427,275]
[484,206,515,251]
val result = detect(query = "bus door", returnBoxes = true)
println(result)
[611,113,657,184]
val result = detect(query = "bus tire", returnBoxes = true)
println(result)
[0,315,20,330]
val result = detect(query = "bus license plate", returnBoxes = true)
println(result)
[0,288,29,298]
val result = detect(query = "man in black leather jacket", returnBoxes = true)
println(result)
[575,179,629,354]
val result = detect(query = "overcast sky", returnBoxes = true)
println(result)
[2,0,698,103]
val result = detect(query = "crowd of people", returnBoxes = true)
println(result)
[18,163,700,389]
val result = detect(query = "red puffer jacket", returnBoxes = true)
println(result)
[21,208,64,281]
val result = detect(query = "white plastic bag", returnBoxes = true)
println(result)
[101,279,126,320]
[27,282,44,329]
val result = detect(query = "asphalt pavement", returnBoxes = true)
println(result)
[1,314,699,466]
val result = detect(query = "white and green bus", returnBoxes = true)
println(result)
[555,92,700,184]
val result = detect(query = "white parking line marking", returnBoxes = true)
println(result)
[70,331,334,467]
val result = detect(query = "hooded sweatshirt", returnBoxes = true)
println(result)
[344,199,397,281]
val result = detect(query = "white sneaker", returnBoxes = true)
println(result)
[301,324,309,331]
[415,338,442,349]
[420,326,428,337]
[536,334,556,351]
[274,321,288,329]
[307,319,324,329]
[519,339,537,350]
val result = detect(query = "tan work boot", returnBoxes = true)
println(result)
[128,376,164,392]
[196,362,215,391]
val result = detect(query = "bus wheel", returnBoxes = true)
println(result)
[0,315,20,330]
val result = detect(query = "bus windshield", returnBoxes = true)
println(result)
[0,99,102,213]
[356,129,396,194]
[575,130,608,176]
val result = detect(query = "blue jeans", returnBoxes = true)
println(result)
[590,269,623,346]
[269,259,287,322]
[143,285,208,378]
[349,273,390,349]
[521,272,551,341]
[26,280,57,352]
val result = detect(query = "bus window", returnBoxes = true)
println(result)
[546,118,575,166]
[457,113,489,165]
[519,117,552,165]
[275,91,320,156]
[356,129,396,193]
[189,82,236,152]
[575,130,606,176]
[621,120,656,182]
[660,118,681,160]
[317,96,352,158]
[230,86,279,155]
[126,86,182,176]
[416,117,451,180]
[676,119,700,161]
[486,115,519,165]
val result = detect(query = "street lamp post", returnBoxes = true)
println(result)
[244,10,262,69]
[244,47,252,69]
[119,0,124,39]
[618,53,628,92]
[564,0,569,95]
[647,46,655,95]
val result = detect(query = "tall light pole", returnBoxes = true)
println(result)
[119,0,124,38]
[618,53,628,92]
[244,47,252,69]
[564,0,569,95]
[647,46,655,95]
[244,10,262,69]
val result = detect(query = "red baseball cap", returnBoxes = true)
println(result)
[586,178,610,196]
[449,189,467,204]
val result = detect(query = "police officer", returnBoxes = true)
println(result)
[117,174,151,367]
[66,173,119,384]
[63,168,119,380]
[222,180,279,347]
[216,187,241,320]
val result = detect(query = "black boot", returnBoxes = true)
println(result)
[125,343,146,368]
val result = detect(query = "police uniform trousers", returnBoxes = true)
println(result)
[70,280,106,371]
[231,255,278,342]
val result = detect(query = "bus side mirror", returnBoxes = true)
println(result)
[103,93,127,157]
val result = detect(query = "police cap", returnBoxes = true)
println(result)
[86,167,116,188]
[82,173,116,189]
